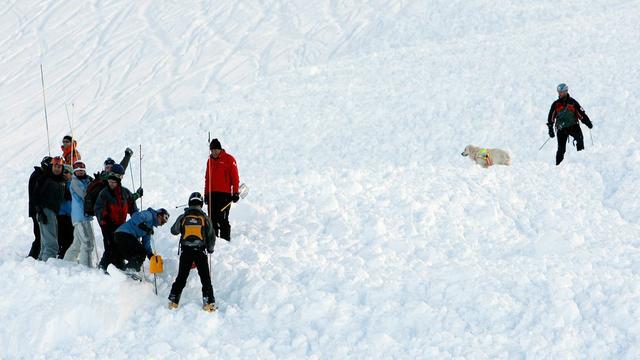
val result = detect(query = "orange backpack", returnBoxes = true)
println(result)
[180,209,206,243]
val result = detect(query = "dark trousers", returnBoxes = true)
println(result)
[207,192,231,240]
[169,247,214,305]
[113,232,146,271]
[28,217,41,259]
[57,215,74,259]
[98,224,123,271]
[556,124,584,165]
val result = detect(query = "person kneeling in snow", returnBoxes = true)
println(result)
[94,164,142,272]
[112,208,170,277]
[168,192,217,312]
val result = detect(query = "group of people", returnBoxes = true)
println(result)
[27,137,241,311]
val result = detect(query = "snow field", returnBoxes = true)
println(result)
[1,0,640,358]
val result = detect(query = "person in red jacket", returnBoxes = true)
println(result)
[204,138,239,241]
[94,164,140,272]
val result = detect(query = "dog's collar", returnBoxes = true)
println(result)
[477,148,493,166]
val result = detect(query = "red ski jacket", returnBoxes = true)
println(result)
[204,150,239,194]
[94,185,138,227]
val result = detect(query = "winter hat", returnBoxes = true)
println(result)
[104,157,116,166]
[557,83,568,93]
[188,192,204,207]
[157,208,170,219]
[63,165,73,174]
[209,138,222,150]
[73,160,86,172]
[111,164,125,175]
[63,135,73,142]
[51,156,65,166]
[41,156,53,168]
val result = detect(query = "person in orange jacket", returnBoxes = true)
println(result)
[204,138,239,241]
[61,135,81,165]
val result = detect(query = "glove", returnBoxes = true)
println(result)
[125,147,133,156]
[204,195,209,205]
[231,192,240,203]
[37,208,48,225]
[547,123,555,138]
[583,119,593,129]
[147,253,153,260]
[136,187,144,197]
[138,222,154,235]
[207,246,214,254]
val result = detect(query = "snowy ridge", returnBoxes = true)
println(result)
[2,0,640,359]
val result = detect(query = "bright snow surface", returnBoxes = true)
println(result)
[1,1,640,359]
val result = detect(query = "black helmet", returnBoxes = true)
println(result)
[40,156,53,168]
[188,192,204,207]
[104,157,116,166]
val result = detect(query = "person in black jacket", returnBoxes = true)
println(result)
[546,83,593,165]
[168,192,217,311]
[27,156,52,259]
[34,156,67,261]
[57,165,74,258]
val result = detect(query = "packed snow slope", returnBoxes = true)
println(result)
[2,1,640,358]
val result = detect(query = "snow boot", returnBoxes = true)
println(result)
[203,295,216,312]
[203,303,217,312]
[168,293,181,308]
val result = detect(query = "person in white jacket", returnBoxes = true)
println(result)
[63,161,96,267]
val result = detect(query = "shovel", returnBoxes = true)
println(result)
[220,183,249,212]
[149,254,164,295]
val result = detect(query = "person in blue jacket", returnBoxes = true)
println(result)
[113,208,170,274]
[63,161,96,267]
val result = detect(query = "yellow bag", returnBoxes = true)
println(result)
[149,255,163,274]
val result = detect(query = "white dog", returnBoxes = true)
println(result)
[461,145,512,168]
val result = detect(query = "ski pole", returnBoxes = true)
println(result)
[539,137,551,151]
[153,274,158,295]
[129,162,136,194]
[207,131,212,218]
[40,64,51,156]
[150,240,158,295]
[71,103,77,163]
[139,144,143,209]
[175,203,188,208]
[64,102,77,163]
[589,129,594,146]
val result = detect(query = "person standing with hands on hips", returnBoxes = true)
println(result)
[204,138,239,241]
